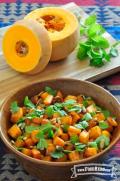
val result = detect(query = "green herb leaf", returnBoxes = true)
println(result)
[82,113,92,121]
[17,118,25,124]
[63,100,76,106]
[80,26,85,35]
[10,101,20,113]
[25,125,40,133]
[85,14,96,26]
[88,23,105,37]
[37,138,48,150]
[45,105,54,117]
[75,143,86,152]
[77,44,88,60]
[92,36,109,48]
[109,47,119,57]
[24,96,35,109]
[70,135,79,144]
[75,120,89,130]
[63,150,72,154]
[51,150,65,159]
[102,110,110,119]
[88,141,98,149]
[99,121,109,130]
[45,86,57,96]
[48,129,54,138]
[62,124,69,133]
[95,135,110,149]
[67,105,82,113]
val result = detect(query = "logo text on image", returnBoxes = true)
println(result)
[71,163,117,178]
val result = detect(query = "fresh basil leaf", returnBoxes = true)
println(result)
[77,45,88,60]
[48,129,54,138]
[25,109,44,119]
[99,121,109,130]
[51,150,65,159]
[63,150,72,154]
[24,96,35,109]
[63,99,76,106]
[17,118,25,124]
[88,142,98,149]
[95,135,110,148]
[36,131,44,139]
[37,138,48,150]
[75,143,86,152]
[82,100,88,107]
[85,14,96,26]
[109,47,119,57]
[102,110,110,119]
[25,125,40,133]
[75,121,89,130]
[70,135,79,144]
[16,147,24,151]
[82,113,92,121]
[90,58,104,67]
[57,109,67,116]
[10,101,20,113]
[45,105,54,117]
[80,26,85,35]
[45,86,57,96]
[92,36,109,48]
[88,23,105,37]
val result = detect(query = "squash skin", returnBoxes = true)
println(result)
[2,19,52,75]
[25,7,79,61]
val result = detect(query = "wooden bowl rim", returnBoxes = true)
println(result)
[0,78,120,167]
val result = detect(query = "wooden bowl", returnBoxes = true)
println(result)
[0,78,120,181]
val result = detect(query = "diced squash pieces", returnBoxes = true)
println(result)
[107,117,118,127]
[68,126,81,136]
[31,130,39,143]
[46,144,56,155]
[70,111,80,124]
[41,92,49,99]
[32,117,42,124]
[31,149,41,159]
[8,124,22,139]
[89,126,102,139]
[102,130,111,138]
[43,95,53,105]
[68,151,80,161]
[77,95,83,103]
[84,147,97,157]
[61,116,72,125]
[41,119,49,125]
[11,108,23,123]
[61,133,69,141]
[25,138,35,148]
[79,130,89,144]
[55,155,67,162]
[22,148,32,156]
[15,139,25,147]
[53,136,65,147]
[94,113,105,121]
[42,156,52,161]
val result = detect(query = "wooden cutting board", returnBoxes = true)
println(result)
[0,2,120,104]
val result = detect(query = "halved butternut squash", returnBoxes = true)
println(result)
[25,7,79,61]
[2,19,52,74]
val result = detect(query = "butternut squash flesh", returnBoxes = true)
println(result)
[2,19,52,74]
[25,7,79,61]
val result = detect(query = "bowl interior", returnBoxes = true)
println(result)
[0,78,120,165]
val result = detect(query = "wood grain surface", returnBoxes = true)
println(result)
[0,2,120,104]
